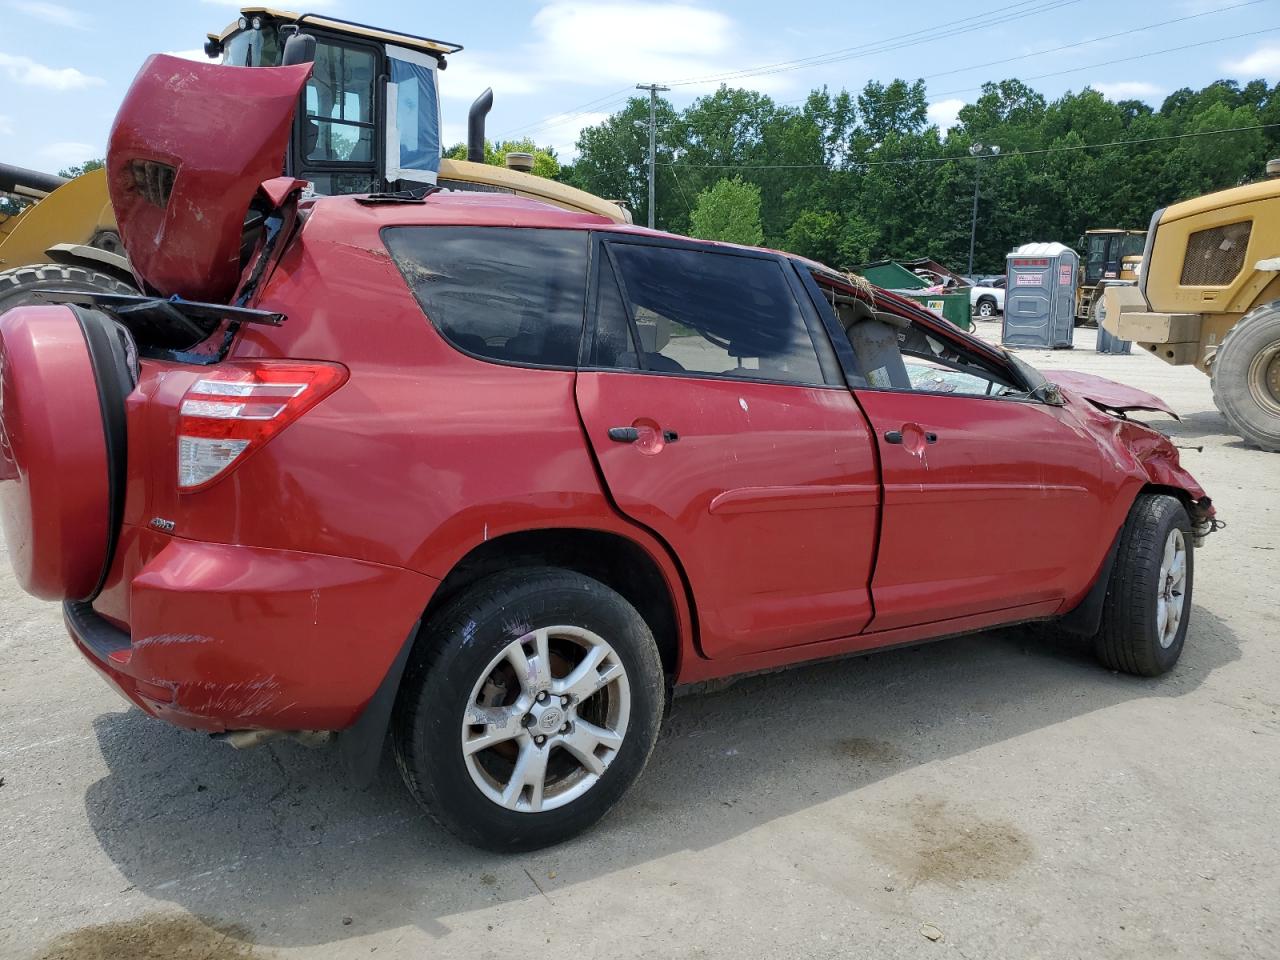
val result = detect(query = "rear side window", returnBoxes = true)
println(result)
[385,226,590,367]
[601,242,825,385]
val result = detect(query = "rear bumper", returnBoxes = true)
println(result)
[66,535,439,733]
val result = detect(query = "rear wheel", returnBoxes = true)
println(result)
[1094,494,1194,677]
[392,567,665,851]
[1211,302,1280,452]
[976,297,997,318]
[0,263,135,314]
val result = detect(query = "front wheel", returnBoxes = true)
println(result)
[976,297,997,318]
[1094,494,1194,677]
[392,567,665,851]
[1211,302,1280,452]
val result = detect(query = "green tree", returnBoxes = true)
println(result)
[566,74,1280,275]
[57,158,104,179]
[444,138,560,179]
[690,177,763,246]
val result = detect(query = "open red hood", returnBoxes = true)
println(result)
[1051,370,1179,419]
[107,55,312,302]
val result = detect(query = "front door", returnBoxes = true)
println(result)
[575,238,880,660]
[851,324,1108,632]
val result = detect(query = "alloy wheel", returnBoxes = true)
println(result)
[1157,528,1188,649]
[461,625,631,813]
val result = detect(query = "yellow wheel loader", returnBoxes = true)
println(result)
[1101,159,1280,451]
[0,7,628,309]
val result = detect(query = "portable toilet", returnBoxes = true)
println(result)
[1002,242,1078,349]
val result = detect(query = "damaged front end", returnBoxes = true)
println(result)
[1062,383,1219,545]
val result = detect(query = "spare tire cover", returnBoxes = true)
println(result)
[0,305,115,600]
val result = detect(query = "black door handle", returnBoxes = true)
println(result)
[884,429,938,444]
[608,427,640,443]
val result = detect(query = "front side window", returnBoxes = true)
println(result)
[822,276,1021,397]
[600,242,825,385]
[305,43,376,163]
[384,227,590,367]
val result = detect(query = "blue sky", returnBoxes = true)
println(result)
[2,0,1278,173]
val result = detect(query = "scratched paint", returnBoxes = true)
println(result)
[132,633,214,649]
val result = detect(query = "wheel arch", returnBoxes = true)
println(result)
[422,527,691,682]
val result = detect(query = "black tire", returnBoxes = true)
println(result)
[392,567,665,851]
[1094,494,1194,677]
[1210,302,1280,452]
[0,263,136,314]
[975,297,997,318]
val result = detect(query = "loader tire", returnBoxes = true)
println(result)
[1211,302,1280,452]
[0,263,135,315]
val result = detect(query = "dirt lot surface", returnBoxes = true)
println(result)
[2,323,1277,959]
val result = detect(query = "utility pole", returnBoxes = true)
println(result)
[967,142,1000,275]
[636,83,669,229]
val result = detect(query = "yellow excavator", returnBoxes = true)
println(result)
[1101,158,1280,451]
[0,7,627,310]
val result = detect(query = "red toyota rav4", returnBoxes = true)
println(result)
[0,58,1215,850]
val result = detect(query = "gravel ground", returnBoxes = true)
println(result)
[2,323,1277,960]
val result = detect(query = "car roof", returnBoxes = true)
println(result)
[306,190,785,254]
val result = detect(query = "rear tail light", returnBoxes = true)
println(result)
[177,361,347,490]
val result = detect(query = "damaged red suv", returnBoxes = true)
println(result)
[0,57,1215,850]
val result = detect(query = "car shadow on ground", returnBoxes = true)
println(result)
[79,605,1239,948]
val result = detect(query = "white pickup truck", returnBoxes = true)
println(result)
[970,277,1005,318]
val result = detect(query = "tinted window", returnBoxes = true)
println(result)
[385,227,590,367]
[603,243,824,384]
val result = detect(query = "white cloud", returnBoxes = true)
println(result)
[1223,43,1280,79]
[39,141,98,168]
[1091,81,1163,101]
[164,49,214,63]
[927,98,966,132]
[0,53,103,91]
[529,2,791,94]
[8,1,86,29]
[440,56,542,101]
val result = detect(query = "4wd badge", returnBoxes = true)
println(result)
[149,517,176,533]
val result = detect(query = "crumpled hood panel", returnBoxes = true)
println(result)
[1051,370,1179,419]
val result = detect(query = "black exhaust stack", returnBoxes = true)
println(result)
[0,163,68,197]
[467,88,493,163]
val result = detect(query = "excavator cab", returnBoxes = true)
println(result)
[205,9,459,195]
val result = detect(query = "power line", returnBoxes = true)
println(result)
[498,0,1260,146]
[497,87,636,139]
[932,24,1280,98]
[656,121,1280,171]
[499,0,1080,139]
[612,15,1278,134]
[663,0,1082,87]
[921,0,1264,85]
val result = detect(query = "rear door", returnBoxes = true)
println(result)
[575,237,880,661]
